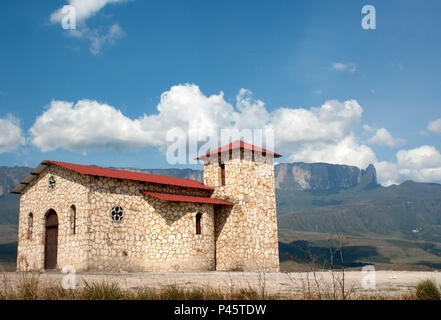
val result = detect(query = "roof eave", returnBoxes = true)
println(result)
[194,151,282,161]
[9,161,51,195]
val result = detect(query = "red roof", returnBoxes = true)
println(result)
[143,191,233,206]
[45,160,214,190]
[195,140,282,160]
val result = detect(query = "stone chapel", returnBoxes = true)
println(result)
[12,140,281,272]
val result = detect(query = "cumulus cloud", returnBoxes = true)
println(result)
[0,115,25,153]
[288,136,377,169]
[29,83,441,185]
[368,128,404,148]
[374,161,403,187]
[30,84,377,170]
[30,100,156,152]
[376,145,441,185]
[331,62,356,73]
[264,99,376,168]
[376,163,441,186]
[270,99,363,145]
[428,118,441,134]
[396,146,441,169]
[50,0,128,54]
[30,85,235,153]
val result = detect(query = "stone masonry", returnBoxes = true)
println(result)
[203,149,279,272]
[14,141,281,273]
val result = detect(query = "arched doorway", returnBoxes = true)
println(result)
[44,209,58,270]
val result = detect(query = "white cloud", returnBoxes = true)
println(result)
[396,145,441,169]
[29,84,376,170]
[233,89,271,130]
[0,115,25,153]
[288,136,377,169]
[50,0,128,55]
[30,83,441,185]
[375,161,403,186]
[368,128,404,148]
[376,145,441,185]
[428,118,441,134]
[270,99,363,145]
[50,0,127,24]
[376,161,441,186]
[30,100,156,152]
[89,24,124,55]
[29,85,235,152]
[331,62,356,73]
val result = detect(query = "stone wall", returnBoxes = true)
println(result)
[17,165,90,271]
[86,175,215,272]
[204,150,280,272]
[17,164,216,272]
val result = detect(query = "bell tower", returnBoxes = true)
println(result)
[197,140,281,272]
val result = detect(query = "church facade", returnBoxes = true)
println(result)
[12,141,281,272]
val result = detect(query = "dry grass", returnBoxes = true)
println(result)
[0,270,277,300]
[415,279,441,300]
[0,271,432,300]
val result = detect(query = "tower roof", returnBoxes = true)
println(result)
[195,140,282,160]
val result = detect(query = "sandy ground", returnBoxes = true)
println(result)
[2,270,441,298]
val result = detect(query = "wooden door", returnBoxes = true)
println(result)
[44,210,58,270]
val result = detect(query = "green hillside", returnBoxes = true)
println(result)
[278,181,441,242]
[277,181,441,271]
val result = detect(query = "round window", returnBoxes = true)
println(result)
[48,175,56,190]
[111,206,123,222]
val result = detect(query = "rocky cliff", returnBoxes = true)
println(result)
[275,162,377,191]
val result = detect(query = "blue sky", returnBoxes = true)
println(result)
[1,0,441,185]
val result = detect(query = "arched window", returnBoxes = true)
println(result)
[70,205,76,235]
[195,212,202,235]
[220,163,225,186]
[27,213,33,240]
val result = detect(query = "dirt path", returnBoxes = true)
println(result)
[3,271,441,298]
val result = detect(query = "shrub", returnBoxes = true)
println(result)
[415,279,440,300]
[81,280,125,300]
